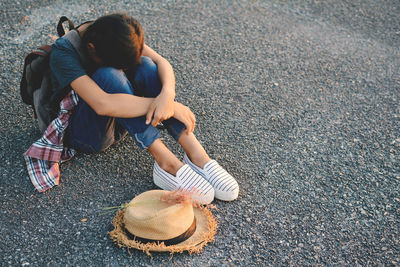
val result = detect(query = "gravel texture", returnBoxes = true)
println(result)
[0,0,399,266]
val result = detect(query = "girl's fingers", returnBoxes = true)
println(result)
[146,105,156,125]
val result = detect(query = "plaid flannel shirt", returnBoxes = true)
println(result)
[24,90,79,192]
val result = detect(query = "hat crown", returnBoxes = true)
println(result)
[124,190,194,240]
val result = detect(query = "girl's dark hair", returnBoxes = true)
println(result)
[82,13,144,70]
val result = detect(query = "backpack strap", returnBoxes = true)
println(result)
[62,29,89,70]
[31,45,52,57]
[76,20,93,30]
[57,16,75,37]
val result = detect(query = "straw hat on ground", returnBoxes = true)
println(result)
[109,190,217,255]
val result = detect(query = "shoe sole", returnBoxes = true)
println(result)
[215,188,239,201]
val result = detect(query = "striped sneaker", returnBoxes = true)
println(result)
[153,162,215,204]
[183,154,239,201]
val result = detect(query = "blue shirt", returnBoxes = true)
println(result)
[49,33,86,104]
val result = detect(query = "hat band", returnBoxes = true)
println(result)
[124,217,197,246]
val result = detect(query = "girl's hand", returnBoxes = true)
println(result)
[145,91,175,126]
[172,102,196,133]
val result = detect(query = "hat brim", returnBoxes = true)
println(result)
[109,205,217,255]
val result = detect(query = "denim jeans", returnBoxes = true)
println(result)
[66,56,186,152]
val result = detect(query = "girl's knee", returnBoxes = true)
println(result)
[92,67,124,81]
[132,56,162,97]
[135,56,158,79]
[139,56,157,72]
[92,67,133,94]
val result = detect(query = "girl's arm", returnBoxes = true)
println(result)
[142,44,177,126]
[71,75,153,117]
[70,75,195,133]
[142,44,175,97]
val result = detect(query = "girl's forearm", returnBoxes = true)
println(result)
[142,44,176,98]
[71,75,154,117]
[102,94,154,118]
[156,57,176,97]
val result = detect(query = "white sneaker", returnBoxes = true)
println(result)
[153,162,215,204]
[184,154,239,201]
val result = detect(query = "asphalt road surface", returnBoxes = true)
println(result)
[1,0,399,265]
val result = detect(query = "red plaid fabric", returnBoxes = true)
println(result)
[24,90,79,192]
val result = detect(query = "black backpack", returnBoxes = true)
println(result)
[20,16,76,133]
